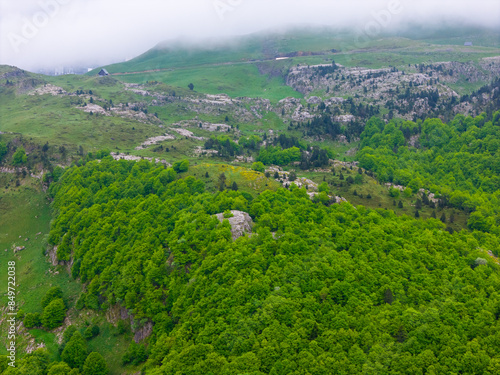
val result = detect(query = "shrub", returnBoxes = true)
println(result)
[251,162,265,173]
[117,320,129,335]
[172,160,189,173]
[60,325,78,354]
[24,312,41,328]
[83,352,108,375]
[318,182,329,193]
[41,287,64,309]
[12,147,27,165]
[0,141,7,162]
[84,325,100,340]
[42,298,66,330]
[389,187,400,198]
[76,294,85,310]
[48,362,72,375]
[85,294,99,310]
[122,342,148,366]
[61,331,88,369]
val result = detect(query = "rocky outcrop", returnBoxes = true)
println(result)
[135,134,175,150]
[134,321,154,343]
[27,84,66,96]
[0,67,28,80]
[110,152,170,166]
[171,127,204,140]
[216,210,253,240]
[105,304,131,325]
[46,246,73,275]
[106,304,153,343]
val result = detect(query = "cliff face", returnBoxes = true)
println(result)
[216,210,253,240]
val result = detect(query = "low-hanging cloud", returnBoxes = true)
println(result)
[0,0,499,72]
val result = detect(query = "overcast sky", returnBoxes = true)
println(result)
[1,0,499,71]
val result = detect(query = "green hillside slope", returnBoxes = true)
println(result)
[0,25,499,375]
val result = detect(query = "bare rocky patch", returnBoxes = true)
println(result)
[28,84,67,96]
[170,127,204,140]
[194,146,219,156]
[111,152,170,166]
[135,134,175,150]
[80,103,109,116]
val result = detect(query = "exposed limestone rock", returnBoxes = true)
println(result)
[135,134,175,150]
[171,127,204,140]
[110,104,163,124]
[216,210,253,240]
[335,114,355,122]
[264,167,347,203]
[13,246,25,253]
[110,152,170,166]
[134,321,154,343]
[408,134,420,148]
[292,104,314,122]
[80,103,109,116]
[105,304,153,343]
[198,94,234,105]
[418,188,439,204]
[46,246,73,274]
[265,167,318,191]
[306,96,322,104]
[233,155,254,163]
[48,246,58,265]
[106,304,131,325]
[201,123,231,132]
[385,183,406,191]
[25,339,46,354]
[486,250,499,266]
[124,83,151,96]
[283,59,500,120]
[194,146,218,155]
[27,83,66,96]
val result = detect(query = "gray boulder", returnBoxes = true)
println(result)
[216,210,253,240]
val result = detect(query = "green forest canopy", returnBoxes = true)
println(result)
[358,112,500,234]
[36,131,500,373]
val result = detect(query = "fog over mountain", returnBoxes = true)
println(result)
[0,0,499,72]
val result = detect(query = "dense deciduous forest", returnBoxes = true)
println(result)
[358,111,500,234]
[16,115,498,373]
